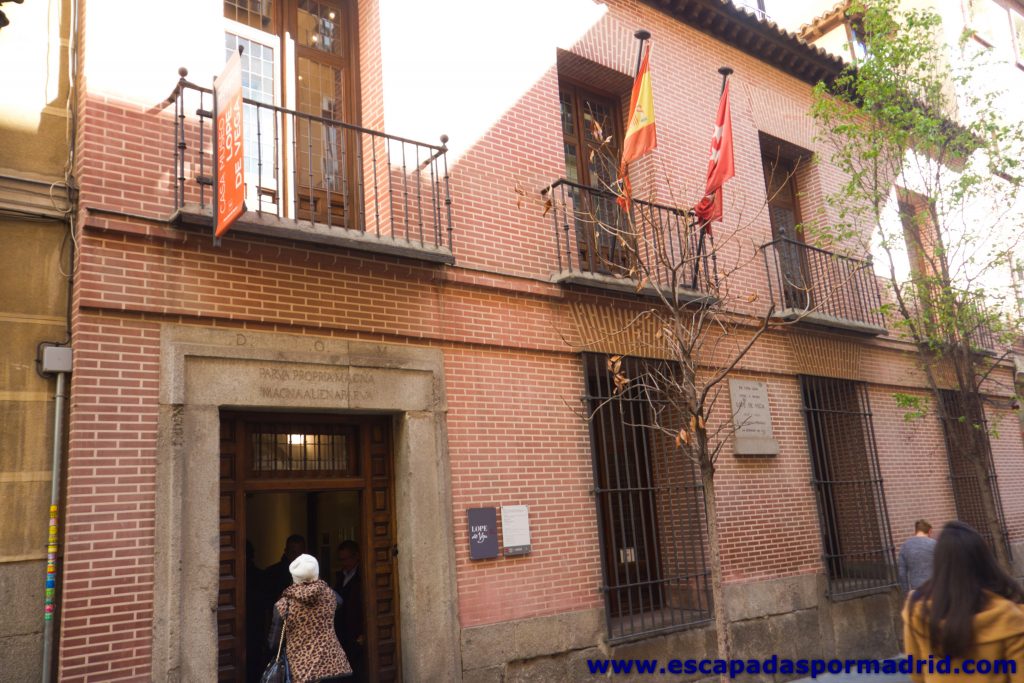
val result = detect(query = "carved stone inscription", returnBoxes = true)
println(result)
[256,365,377,403]
[728,379,779,456]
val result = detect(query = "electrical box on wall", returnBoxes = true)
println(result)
[41,346,72,374]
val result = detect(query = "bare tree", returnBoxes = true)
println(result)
[541,146,866,669]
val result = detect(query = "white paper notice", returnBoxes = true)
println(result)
[500,505,531,556]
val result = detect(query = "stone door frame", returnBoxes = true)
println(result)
[153,325,460,682]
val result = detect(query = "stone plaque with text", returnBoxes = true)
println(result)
[728,379,779,456]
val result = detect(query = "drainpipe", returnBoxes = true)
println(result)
[39,347,71,683]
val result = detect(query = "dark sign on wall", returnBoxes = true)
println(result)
[467,507,499,560]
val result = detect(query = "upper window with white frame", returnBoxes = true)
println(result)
[963,0,1024,68]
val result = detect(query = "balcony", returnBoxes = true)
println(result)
[963,304,999,354]
[169,75,453,264]
[761,238,886,335]
[542,179,716,303]
[923,289,1000,355]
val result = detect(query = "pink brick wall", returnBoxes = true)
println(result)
[58,0,1023,679]
[61,316,160,682]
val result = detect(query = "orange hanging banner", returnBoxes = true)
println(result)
[214,49,245,238]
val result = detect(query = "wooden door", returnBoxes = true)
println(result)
[217,413,399,682]
[763,154,809,309]
[219,417,246,681]
[559,84,633,275]
[365,420,400,681]
[291,0,361,228]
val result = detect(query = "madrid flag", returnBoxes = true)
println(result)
[616,44,657,210]
[694,79,735,229]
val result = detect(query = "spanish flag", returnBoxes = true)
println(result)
[617,44,657,210]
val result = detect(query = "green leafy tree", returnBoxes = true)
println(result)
[810,0,1024,567]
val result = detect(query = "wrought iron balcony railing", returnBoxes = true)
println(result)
[169,73,452,256]
[543,179,716,297]
[934,290,1000,353]
[963,305,999,353]
[761,237,886,332]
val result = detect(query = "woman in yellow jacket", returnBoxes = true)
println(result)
[903,521,1024,683]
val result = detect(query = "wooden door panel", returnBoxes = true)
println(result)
[219,418,245,681]
[218,413,397,682]
[367,420,399,682]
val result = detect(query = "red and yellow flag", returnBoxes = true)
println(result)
[617,44,657,210]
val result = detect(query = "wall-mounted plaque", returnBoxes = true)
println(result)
[729,379,779,456]
[500,505,531,556]
[467,507,499,560]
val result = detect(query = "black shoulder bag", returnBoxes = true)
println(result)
[260,599,292,683]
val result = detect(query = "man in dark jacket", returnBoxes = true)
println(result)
[266,534,307,602]
[334,540,367,682]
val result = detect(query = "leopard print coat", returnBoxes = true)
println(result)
[275,580,352,682]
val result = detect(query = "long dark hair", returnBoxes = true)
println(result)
[909,521,1023,658]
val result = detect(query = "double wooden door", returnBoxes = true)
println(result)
[218,413,399,682]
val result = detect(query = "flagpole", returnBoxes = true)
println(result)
[617,30,651,216]
[717,66,733,95]
[693,66,733,290]
[633,30,651,76]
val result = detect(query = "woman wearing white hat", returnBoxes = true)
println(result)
[266,553,352,682]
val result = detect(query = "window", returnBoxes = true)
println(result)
[800,376,896,598]
[1011,8,1024,67]
[225,33,279,205]
[222,0,359,222]
[964,0,1010,48]
[559,84,621,191]
[897,191,934,281]
[898,189,953,333]
[845,18,867,63]
[761,135,809,309]
[294,0,358,223]
[735,0,768,20]
[938,390,1012,559]
[559,85,632,275]
[963,0,1024,67]
[248,421,357,477]
[224,0,274,32]
[583,354,712,641]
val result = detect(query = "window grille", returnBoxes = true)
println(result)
[582,353,712,642]
[938,390,1011,559]
[799,376,896,598]
[248,421,355,477]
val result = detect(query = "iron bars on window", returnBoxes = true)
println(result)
[248,421,355,478]
[582,353,713,642]
[938,390,1012,560]
[170,76,452,250]
[799,376,896,599]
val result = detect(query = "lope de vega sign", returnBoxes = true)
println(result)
[214,48,245,238]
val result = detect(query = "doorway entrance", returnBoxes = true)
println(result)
[218,412,399,682]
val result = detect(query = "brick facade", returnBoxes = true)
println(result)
[53,0,1024,680]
